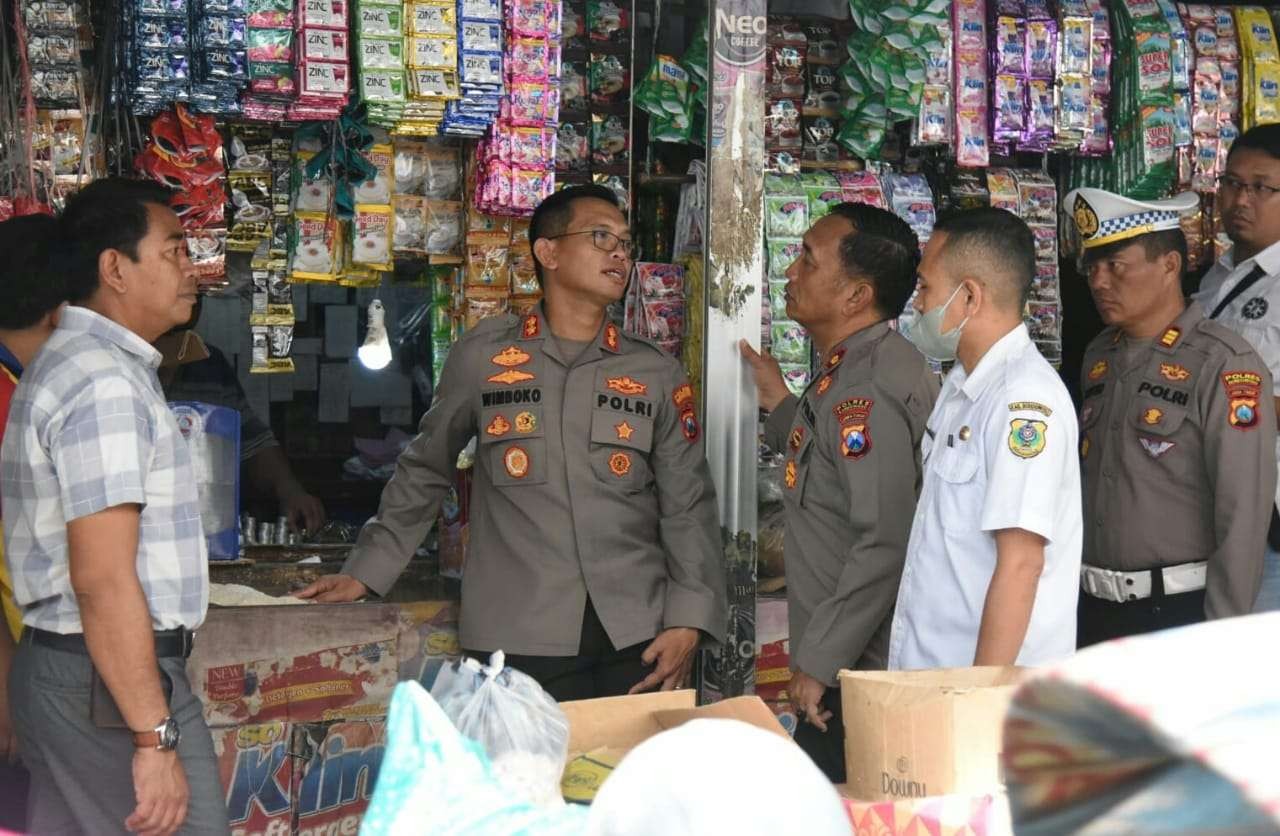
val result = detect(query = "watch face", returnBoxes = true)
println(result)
[160,718,181,750]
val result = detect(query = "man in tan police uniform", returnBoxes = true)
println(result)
[299,185,726,700]
[741,203,938,782]
[1068,187,1277,646]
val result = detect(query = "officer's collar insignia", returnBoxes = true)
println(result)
[602,323,621,352]
[521,314,541,339]
[1159,327,1181,348]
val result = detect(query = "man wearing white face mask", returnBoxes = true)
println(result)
[888,208,1083,670]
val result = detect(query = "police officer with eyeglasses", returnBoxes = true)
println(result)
[1193,123,1280,613]
[297,185,727,701]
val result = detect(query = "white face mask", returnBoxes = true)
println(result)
[906,283,970,361]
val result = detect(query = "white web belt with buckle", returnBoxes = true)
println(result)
[1080,562,1208,603]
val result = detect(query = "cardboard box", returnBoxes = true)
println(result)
[559,691,791,801]
[840,667,1021,803]
[834,785,1013,836]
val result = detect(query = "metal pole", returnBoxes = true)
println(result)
[701,0,765,701]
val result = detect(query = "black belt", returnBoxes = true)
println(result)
[30,627,196,659]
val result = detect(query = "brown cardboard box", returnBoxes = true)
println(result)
[559,692,791,801]
[839,667,1022,803]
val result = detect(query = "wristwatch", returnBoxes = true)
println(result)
[133,716,181,751]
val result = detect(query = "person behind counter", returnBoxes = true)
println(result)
[1068,187,1277,645]
[0,213,66,830]
[298,185,727,701]
[2,178,227,834]
[887,208,1083,671]
[157,296,326,535]
[1191,123,1280,613]
[738,203,938,782]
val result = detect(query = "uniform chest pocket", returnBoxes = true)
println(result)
[479,405,548,487]
[1131,400,1188,438]
[589,410,654,490]
[933,443,980,484]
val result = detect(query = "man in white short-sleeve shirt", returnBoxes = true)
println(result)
[890,208,1083,670]
[1192,123,1280,613]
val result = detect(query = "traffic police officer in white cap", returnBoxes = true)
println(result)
[1068,187,1278,646]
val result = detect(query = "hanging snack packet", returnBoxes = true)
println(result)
[393,194,427,253]
[352,204,394,271]
[250,324,296,373]
[290,211,340,281]
[354,143,393,204]
[768,238,802,278]
[765,194,809,238]
[426,200,464,255]
[770,321,810,365]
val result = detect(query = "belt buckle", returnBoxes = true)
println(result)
[180,628,195,658]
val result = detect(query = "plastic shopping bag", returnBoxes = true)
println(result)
[361,681,588,835]
[431,651,572,808]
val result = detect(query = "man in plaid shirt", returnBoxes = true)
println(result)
[1,179,226,833]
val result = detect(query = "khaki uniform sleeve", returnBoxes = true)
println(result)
[794,382,916,686]
[653,363,727,642]
[1202,353,1277,617]
[763,394,799,455]
[341,343,479,595]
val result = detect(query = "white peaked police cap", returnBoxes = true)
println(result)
[1064,187,1200,249]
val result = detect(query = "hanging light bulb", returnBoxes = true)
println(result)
[357,299,393,370]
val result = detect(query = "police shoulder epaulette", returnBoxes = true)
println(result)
[620,328,675,359]
[458,312,519,344]
[1192,317,1258,356]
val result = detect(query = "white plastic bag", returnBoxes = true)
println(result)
[431,651,571,808]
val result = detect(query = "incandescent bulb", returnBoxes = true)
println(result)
[357,300,393,370]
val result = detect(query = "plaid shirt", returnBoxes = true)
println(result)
[1,306,208,634]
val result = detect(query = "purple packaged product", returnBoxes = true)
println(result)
[1024,0,1051,19]
[1026,19,1056,78]
[995,17,1025,75]
[199,14,247,46]
[204,48,247,80]
[1022,78,1055,147]
[137,48,190,81]
[200,0,246,14]
[136,16,189,49]
[138,0,189,18]
[993,74,1027,136]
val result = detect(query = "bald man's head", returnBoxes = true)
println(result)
[931,208,1036,311]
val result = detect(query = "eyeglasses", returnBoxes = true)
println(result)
[1218,174,1280,200]
[546,229,637,259]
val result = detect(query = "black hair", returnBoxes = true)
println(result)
[825,202,920,320]
[932,208,1037,309]
[528,184,620,285]
[56,177,175,304]
[0,214,64,330]
[1227,122,1280,163]
[1080,228,1188,277]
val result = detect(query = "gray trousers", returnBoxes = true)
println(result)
[9,631,230,834]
